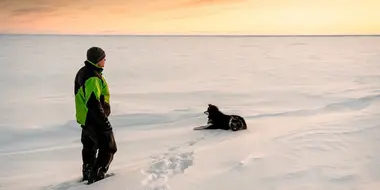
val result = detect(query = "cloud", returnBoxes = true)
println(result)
[143,0,248,21]
[11,6,56,16]
[183,0,247,7]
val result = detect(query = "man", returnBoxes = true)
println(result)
[74,46,117,184]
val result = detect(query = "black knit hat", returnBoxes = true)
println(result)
[87,47,105,64]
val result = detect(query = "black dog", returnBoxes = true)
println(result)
[194,104,247,131]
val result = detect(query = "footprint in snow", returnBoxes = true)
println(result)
[141,151,194,190]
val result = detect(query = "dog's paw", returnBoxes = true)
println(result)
[193,125,208,130]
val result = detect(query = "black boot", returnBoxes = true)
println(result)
[87,166,107,184]
[96,167,107,181]
[81,164,92,181]
[87,168,97,184]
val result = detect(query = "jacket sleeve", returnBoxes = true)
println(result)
[101,98,111,117]
[84,77,112,131]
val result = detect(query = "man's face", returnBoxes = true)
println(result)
[98,57,106,68]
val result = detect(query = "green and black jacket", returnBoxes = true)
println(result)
[74,60,111,131]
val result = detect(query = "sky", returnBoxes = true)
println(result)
[1,0,380,35]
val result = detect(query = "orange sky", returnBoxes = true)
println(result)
[1,0,380,35]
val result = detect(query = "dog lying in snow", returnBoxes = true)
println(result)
[194,104,247,131]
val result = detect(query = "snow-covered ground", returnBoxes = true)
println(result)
[0,35,379,190]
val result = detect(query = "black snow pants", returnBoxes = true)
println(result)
[81,124,117,174]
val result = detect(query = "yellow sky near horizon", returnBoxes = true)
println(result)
[1,0,380,35]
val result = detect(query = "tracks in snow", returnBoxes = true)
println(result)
[140,135,207,190]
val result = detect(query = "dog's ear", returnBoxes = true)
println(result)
[208,104,217,109]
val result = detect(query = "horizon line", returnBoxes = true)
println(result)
[1,33,380,37]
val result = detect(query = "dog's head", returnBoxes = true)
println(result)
[204,104,220,116]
